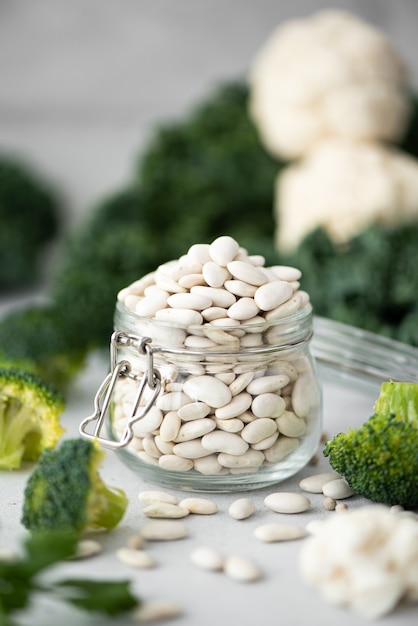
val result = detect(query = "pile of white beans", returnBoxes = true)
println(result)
[113,236,320,479]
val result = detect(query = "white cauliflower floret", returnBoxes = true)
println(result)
[299,505,418,619]
[249,10,411,160]
[275,139,418,251]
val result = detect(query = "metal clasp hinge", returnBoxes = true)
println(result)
[79,331,161,449]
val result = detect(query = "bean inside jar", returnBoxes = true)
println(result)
[111,236,322,492]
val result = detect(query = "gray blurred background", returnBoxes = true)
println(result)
[1,0,417,227]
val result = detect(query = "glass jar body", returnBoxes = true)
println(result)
[109,302,322,492]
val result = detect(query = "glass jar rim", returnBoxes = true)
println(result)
[114,299,313,355]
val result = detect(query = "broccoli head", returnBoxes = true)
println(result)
[0,156,61,290]
[0,304,89,394]
[0,368,65,470]
[22,438,128,535]
[324,381,418,508]
[136,80,281,260]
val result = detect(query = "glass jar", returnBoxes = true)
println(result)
[82,299,322,493]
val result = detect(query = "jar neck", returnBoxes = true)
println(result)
[114,300,314,354]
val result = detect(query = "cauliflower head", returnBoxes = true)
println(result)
[249,10,411,160]
[275,139,418,250]
[300,505,418,619]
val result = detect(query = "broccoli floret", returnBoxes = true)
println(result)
[50,189,162,350]
[281,222,418,346]
[136,80,281,260]
[0,157,61,290]
[324,381,418,508]
[22,438,128,534]
[0,368,65,470]
[0,304,88,393]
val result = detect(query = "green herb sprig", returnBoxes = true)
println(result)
[0,531,139,626]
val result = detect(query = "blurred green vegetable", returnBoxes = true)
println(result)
[0,366,65,470]
[0,304,88,393]
[0,531,139,626]
[0,157,60,290]
[136,81,280,257]
[281,222,418,345]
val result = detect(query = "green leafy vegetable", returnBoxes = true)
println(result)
[0,367,65,470]
[0,531,139,626]
[281,222,418,345]
[56,578,139,616]
[0,157,61,291]
[0,305,89,394]
[22,438,128,535]
[324,381,418,508]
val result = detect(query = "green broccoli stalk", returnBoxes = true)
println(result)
[324,381,418,508]
[22,438,128,535]
[0,368,65,470]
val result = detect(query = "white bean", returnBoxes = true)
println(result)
[201,431,249,455]
[218,448,264,468]
[74,540,102,560]
[133,600,182,623]
[172,440,212,459]
[174,418,216,442]
[215,417,244,433]
[276,411,307,437]
[227,261,268,287]
[241,418,277,444]
[193,454,225,475]
[183,375,232,408]
[190,546,224,571]
[142,503,190,519]
[270,265,302,282]
[264,492,311,514]
[135,291,169,317]
[132,407,163,437]
[227,297,260,321]
[159,411,181,442]
[214,392,252,419]
[201,306,228,321]
[179,497,218,515]
[246,375,289,395]
[254,281,293,311]
[252,393,286,418]
[224,279,257,297]
[187,243,211,264]
[209,235,240,266]
[178,402,211,421]
[299,472,340,494]
[229,371,255,395]
[166,293,212,310]
[116,547,156,569]
[155,307,203,326]
[191,285,236,308]
[228,498,256,520]
[322,478,356,499]
[224,555,262,582]
[139,520,188,541]
[158,454,194,472]
[202,261,231,288]
[254,523,305,542]
[292,372,317,418]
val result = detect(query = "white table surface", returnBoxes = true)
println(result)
[1,346,418,626]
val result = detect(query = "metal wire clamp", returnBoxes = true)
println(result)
[79,331,161,449]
